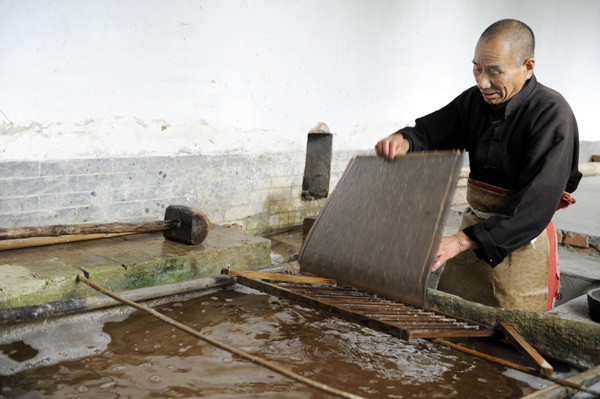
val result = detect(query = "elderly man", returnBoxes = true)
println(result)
[375,19,581,312]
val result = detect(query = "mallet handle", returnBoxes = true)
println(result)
[0,220,178,240]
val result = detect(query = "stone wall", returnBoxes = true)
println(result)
[0,150,370,236]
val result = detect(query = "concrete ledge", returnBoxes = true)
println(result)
[0,224,271,311]
[0,275,235,327]
[520,364,600,399]
[555,252,600,305]
[427,289,600,367]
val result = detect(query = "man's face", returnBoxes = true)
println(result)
[472,35,534,105]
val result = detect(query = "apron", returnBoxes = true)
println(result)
[437,179,563,313]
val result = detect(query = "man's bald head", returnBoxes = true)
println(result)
[479,19,535,66]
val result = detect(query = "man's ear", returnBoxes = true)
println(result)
[524,58,535,79]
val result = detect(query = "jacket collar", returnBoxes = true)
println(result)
[478,74,538,119]
[504,74,537,117]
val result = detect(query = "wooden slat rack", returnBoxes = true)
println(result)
[230,273,495,342]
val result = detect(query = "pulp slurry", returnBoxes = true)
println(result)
[0,285,574,399]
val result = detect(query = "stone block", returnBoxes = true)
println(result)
[221,155,253,180]
[564,232,590,248]
[109,171,147,191]
[270,176,293,189]
[41,159,111,177]
[267,213,289,230]
[114,186,161,203]
[207,154,228,175]
[0,161,40,179]
[291,185,304,198]
[0,207,79,228]
[77,174,111,193]
[173,154,211,173]
[224,204,256,222]
[111,156,176,173]
[38,191,109,210]
[117,226,270,289]
[287,208,321,226]
[122,254,198,290]
[0,224,270,311]
[77,202,144,223]
[0,176,77,197]
[237,213,271,234]
[142,197,193,219]
[0,262,81,309]
[140,170,171,187]
[77,263,127,293]
[170,180,200,198]
[104,233,191,259]
[0,197,38,214]
[197,190,230,209]
[201,207,225,224]
[0,265,47,307]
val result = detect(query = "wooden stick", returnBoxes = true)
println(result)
[0,232,136,252]
[433,338,533,373]
[77,275,366,399]
[222,269,337,286]
[498,322,553,377]
[0,220,176,240]
[433,339,600,396]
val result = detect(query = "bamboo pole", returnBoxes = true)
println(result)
[77,275,367,399]
[0,232,136,252]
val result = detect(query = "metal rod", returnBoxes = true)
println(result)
[433,339,600,396]
[77,275,367,399]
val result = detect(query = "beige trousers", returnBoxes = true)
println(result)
[437,182,551,313]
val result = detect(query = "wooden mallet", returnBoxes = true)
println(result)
[0,205,209,246]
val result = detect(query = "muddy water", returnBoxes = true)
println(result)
[0,286,555,398]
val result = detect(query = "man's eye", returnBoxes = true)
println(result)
[490,69,502,76]
[473,66,483,74]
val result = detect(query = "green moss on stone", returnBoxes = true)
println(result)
[427,289,600,367]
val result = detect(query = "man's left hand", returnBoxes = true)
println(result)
[432,231,480,271]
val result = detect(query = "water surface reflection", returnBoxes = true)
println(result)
[0,285,547,398]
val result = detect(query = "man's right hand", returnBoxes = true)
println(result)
[375,134,410,160]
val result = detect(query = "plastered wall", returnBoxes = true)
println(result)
[1,1,598,233]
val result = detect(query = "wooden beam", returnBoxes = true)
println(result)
[498,322,553,377]
[222,269,337,286]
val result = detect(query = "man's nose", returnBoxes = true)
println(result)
[477,73,491,90]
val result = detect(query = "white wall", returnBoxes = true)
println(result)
[1,0,599,160]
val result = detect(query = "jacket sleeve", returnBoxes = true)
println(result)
[463,99,580,267]
[394,91,471,152]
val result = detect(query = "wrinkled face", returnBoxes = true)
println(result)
[472,35,534,105]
